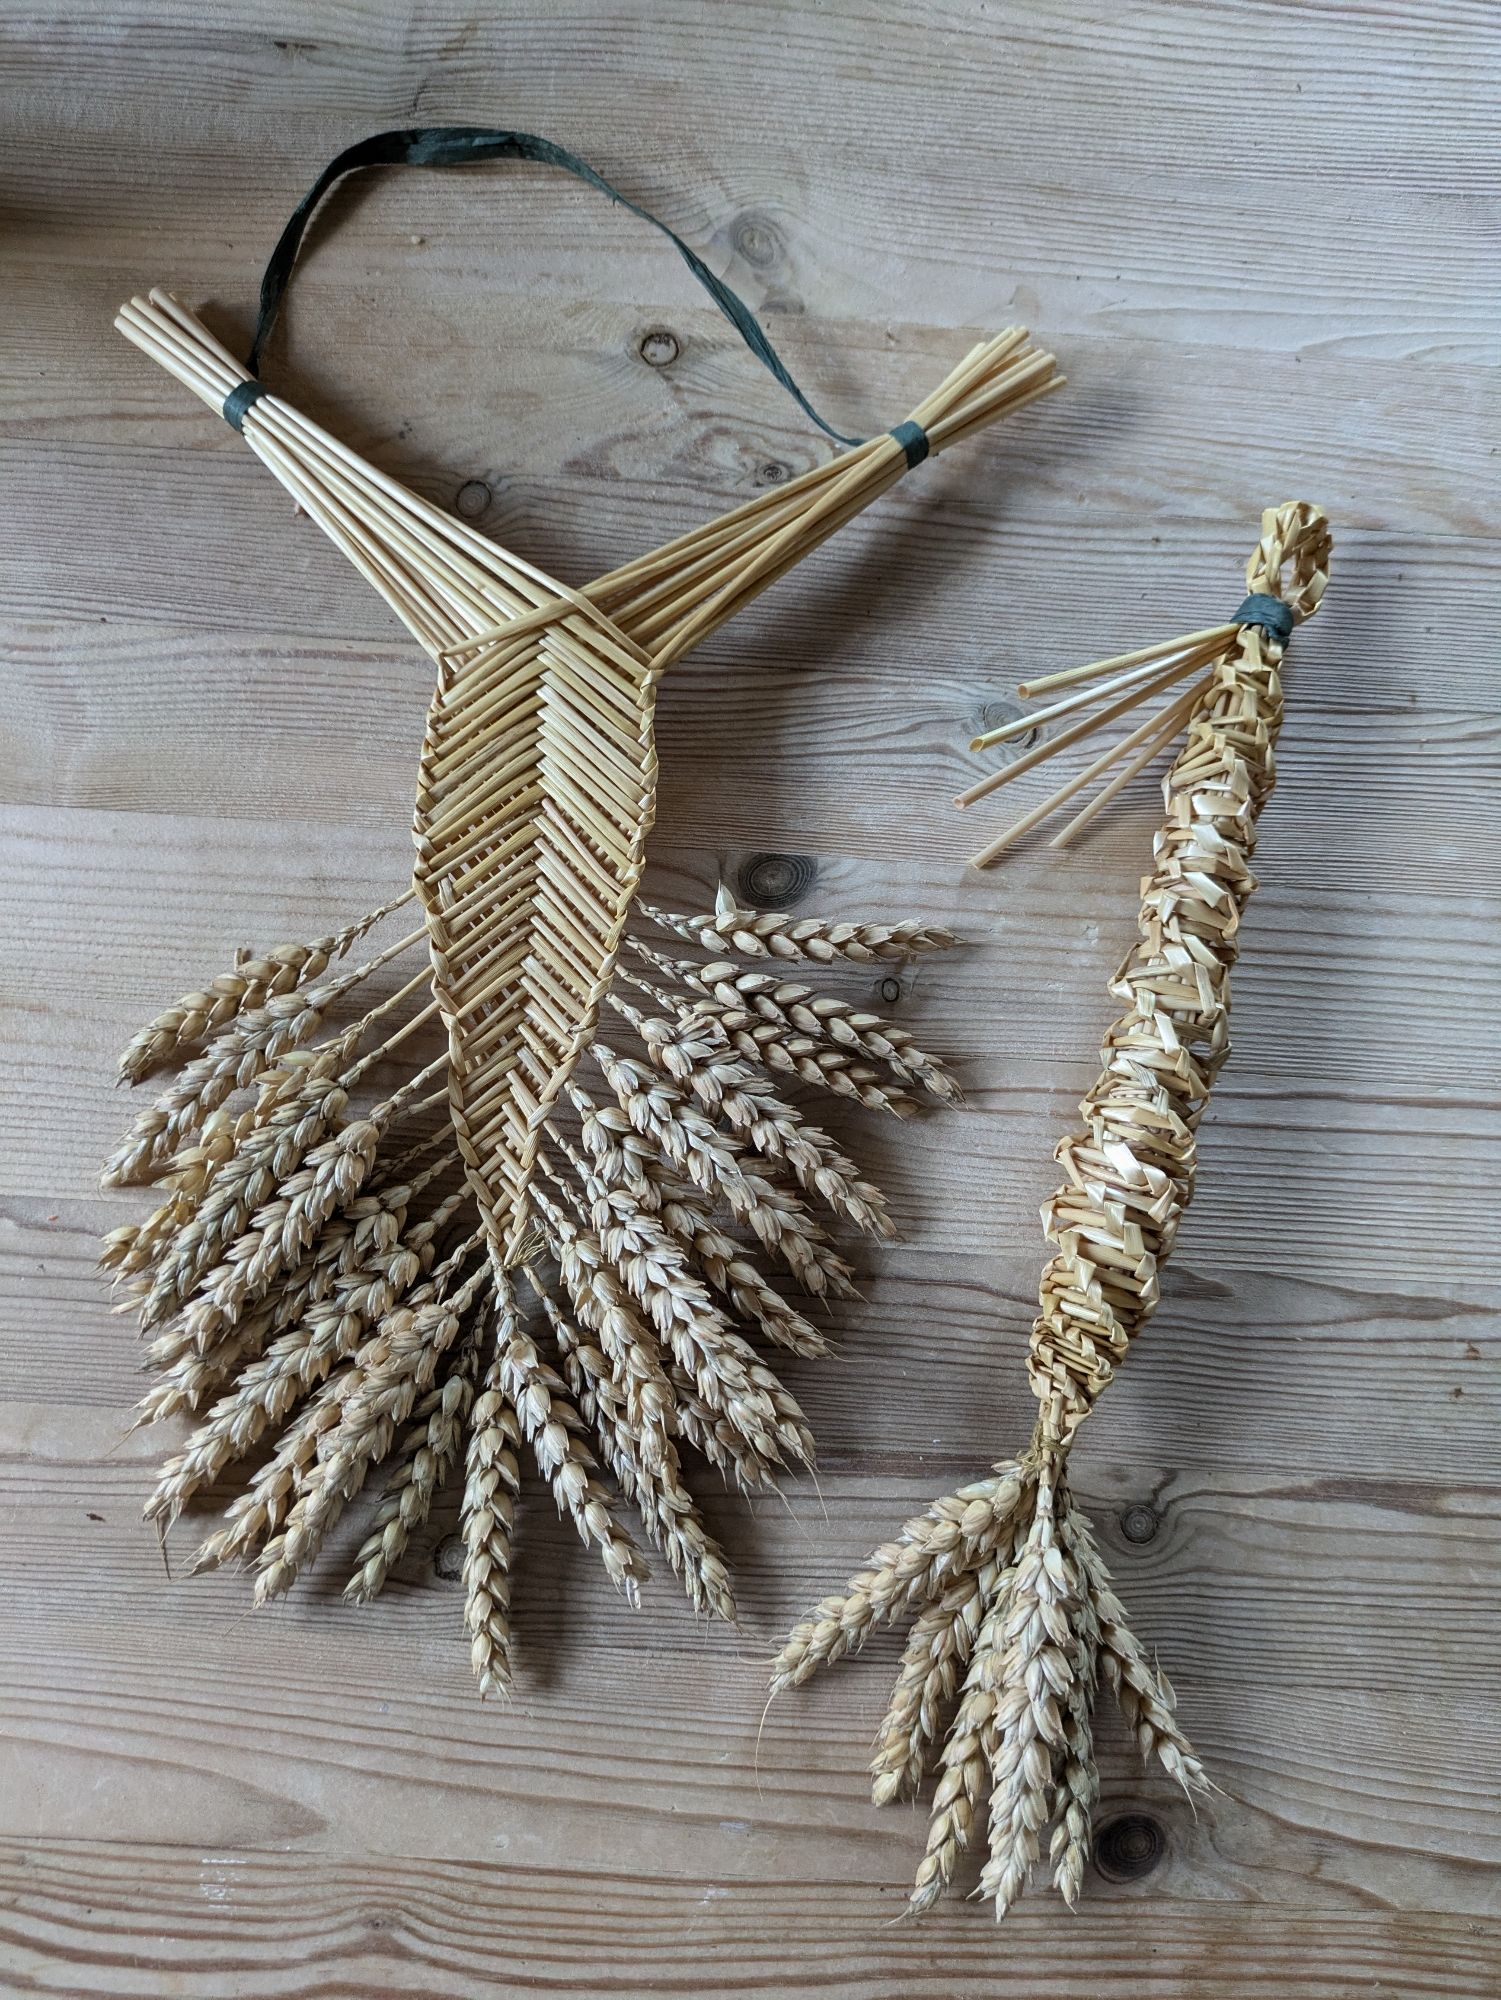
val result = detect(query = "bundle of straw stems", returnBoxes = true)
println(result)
[772,504,1331,1918]
[105,289,1059,1684]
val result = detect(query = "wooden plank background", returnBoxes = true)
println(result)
[2,3,1498,1994]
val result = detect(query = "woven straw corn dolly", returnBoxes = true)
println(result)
[103,130,1060,1685]
[773,502,1331,1917]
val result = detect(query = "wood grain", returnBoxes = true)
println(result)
[2,2,1499,1994]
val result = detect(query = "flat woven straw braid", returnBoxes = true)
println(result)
[772,503,1331,1921]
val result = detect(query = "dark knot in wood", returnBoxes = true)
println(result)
[736,853,816,909]
[1095,1814,1167,1883]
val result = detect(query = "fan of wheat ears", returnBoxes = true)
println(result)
[773,501,1331,1916]
[101,130,1061,1694]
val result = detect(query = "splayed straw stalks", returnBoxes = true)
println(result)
[958,503,1329,867]
[773,505,1331,1918]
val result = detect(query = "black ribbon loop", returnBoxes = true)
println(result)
[245,125,868,448]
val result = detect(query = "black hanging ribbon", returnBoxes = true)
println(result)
[240,124,913,456]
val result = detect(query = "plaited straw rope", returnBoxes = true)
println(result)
[105,281,1056,1692]
[773,504,1331,1921]
[1030,501,1328,1440]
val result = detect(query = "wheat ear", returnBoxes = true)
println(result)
[254,1245,487,1602]
[493,1269,647,1597]
[115,890,415,1083]
[531,1276,735,1622]
[610,989,894,1238]
[592,1045,856,1299]
[345,1318,486,1602]
[642,883,958,962]
[102,927,421,1187]
[629,942,954,1106]
[461,1343,522,1698]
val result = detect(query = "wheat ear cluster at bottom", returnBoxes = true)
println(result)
[102,885,967,1693]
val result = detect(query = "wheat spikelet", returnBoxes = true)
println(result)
[143,1144,444,1383]
[104,926,426,1188]
[772,1470,1026,1688]
[131,1063,356,1330]
[145,1184,465,1524]
[101,1111,250,1281]
[115,893,413,1084]
[528,1180,675,1470]
[566,1085,827,1355]
[494,1271,646,1596]
[461,1350,522,1698]
[976,1469,1075,1918]
[631,943,954,1106]
[908,1590,1008,1914]
[175,1103,405,1348]
[611,990,894,1238]
[685,1005,918,1115]
[138,1291,298,1430]
[106,977,350,1189]
[255,1248,486,1602]
[189,1392,339,1574]
[1065,1502,1206,1792]
[870,1551,1007,1807]
[641,1169,828,1359]
[775,506,1329,1917]
[541,1153,811,1476]
[190,1229,480,1577]
[536,1280,735,1622]
[642,884,959,963]
[665,1367,780,1491]
[592,1045,856,1298]
[564,1081,659,1193]
[1049,1535,1102,1907]
[345,1320,486,1603]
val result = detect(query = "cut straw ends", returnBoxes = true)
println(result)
[957,509,1328,866]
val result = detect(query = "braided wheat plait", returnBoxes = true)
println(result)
[773,503,1331,1919]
